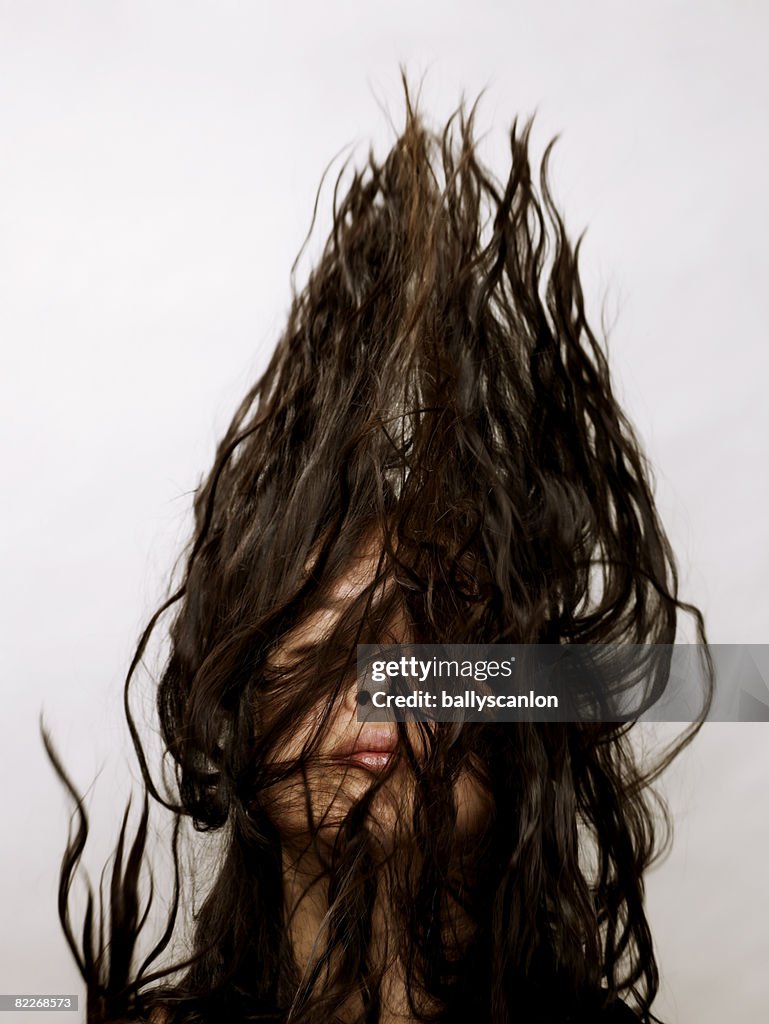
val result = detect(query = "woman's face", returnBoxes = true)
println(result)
[258,542,491,854]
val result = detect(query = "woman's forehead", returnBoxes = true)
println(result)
[324,541,386,604]
[274,542,394,657]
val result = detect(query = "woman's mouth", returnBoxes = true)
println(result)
[336,750,396,771]
[331,730,398,772]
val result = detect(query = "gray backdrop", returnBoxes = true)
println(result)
[1,2,767,1022]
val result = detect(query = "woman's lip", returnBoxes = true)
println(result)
[332,751,397,771]
[332,729,398,758]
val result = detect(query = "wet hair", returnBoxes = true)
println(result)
[47,91,711,1024]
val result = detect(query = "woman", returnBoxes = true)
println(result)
[49,94,709,1024]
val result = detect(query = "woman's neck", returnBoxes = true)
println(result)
[281,845,467,1023]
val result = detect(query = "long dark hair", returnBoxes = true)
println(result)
[47,91,710,1024]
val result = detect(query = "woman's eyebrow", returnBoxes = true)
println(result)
[278,587,393,646]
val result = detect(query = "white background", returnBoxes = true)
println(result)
[1,2,768,1022]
